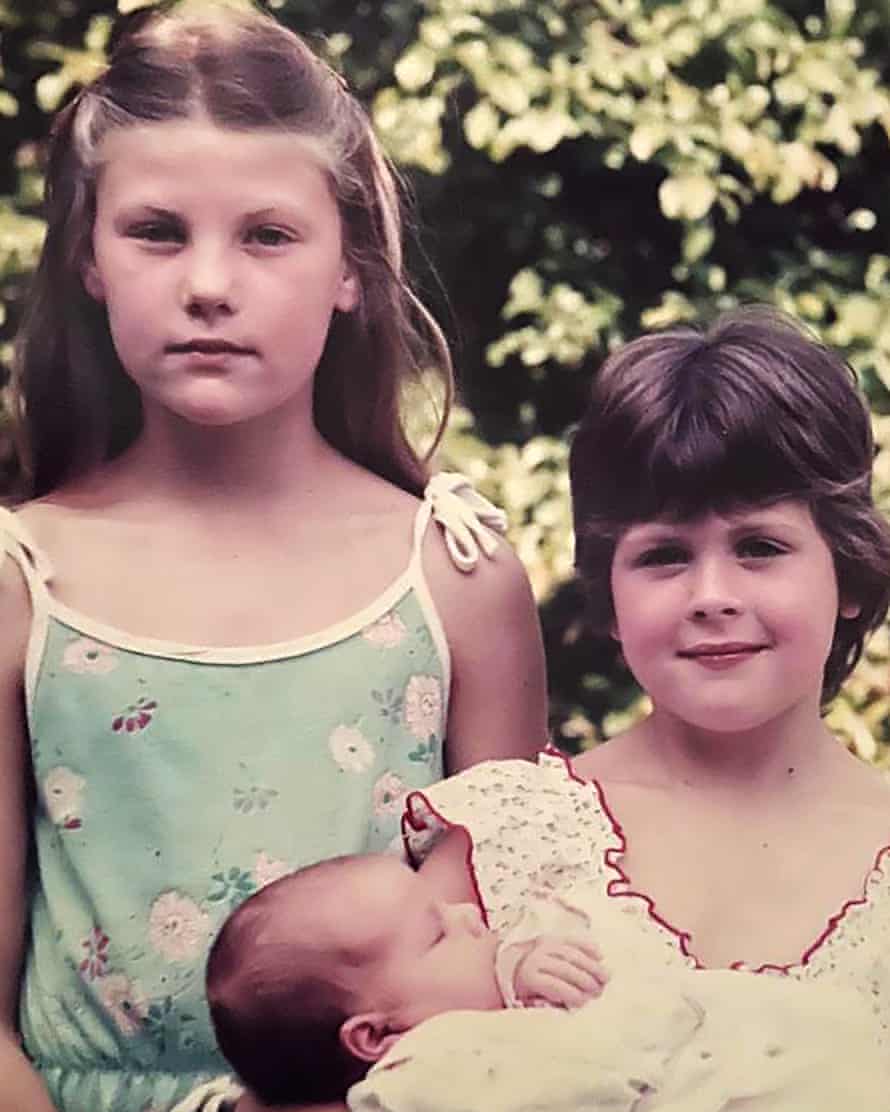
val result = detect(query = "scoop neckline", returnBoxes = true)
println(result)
[545,748,890,975]
[41,566,418,663]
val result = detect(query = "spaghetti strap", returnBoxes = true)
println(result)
[412,471,508,573]
[0,505,55,591]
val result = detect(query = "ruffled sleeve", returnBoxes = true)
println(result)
[402,753,614,931]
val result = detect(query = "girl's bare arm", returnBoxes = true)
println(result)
[0,560,57,1111]
[425,534,548,773]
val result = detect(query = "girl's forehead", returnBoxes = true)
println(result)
[92,120,339,221]
[95,119,334,183]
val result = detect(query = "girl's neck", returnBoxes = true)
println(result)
[102,404,344,508]
[627,699,841,800]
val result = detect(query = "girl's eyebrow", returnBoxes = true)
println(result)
[727,516,801,539]
[115,204,179,221]
[622,522,687,544]
[723,504,801,528]
[241,203,315,227]
[244,206,299,219]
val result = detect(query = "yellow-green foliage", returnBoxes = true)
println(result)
[373,0,890,761]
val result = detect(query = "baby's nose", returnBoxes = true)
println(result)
[440,901,486,937]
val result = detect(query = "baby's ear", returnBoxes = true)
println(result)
[839,598,861,620]
[340,1012,403,1063]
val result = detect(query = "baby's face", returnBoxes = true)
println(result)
[345,857,502,1027]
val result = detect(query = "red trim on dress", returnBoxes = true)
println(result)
[561,749,890,974]
[541,743,585,783]
[401,790,491,929]
[403,750,890,975]
[735,841,890,974]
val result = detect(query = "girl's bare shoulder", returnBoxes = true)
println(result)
[0,546,31,683]
[12,494,88,544]
[11,495,127,587]
[829,743,890,813]
[570,729,650,785]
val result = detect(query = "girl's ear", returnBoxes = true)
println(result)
[82,260,106,302]
[335,264,360,313]
[340,1012,404,1063]
[839,599,861,620]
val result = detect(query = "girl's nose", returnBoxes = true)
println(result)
[180,248,236,321]
[687,557,743,620]
[439,901,486,937]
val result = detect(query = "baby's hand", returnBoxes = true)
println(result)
[511,936,608,1009]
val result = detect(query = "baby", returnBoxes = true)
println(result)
[204,853,607,1107]
[197,852,889,1112]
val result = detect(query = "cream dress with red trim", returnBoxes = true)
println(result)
[344,752,890,1112]
[401,751,890,1038]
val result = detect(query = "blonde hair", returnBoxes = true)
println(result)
[14,2,452,497]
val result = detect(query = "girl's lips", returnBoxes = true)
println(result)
[168,339,254,355]
[167,342,255,369]
[678,645,768,670]
[170,349,244,370]
[688,651,759,670]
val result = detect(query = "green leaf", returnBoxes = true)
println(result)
[658,175,717,221]
[394,44,436,93]
[464,100,500,150]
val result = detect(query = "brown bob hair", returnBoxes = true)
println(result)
[569,305,890,704]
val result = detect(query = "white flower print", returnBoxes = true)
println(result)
[61,637,119,675]
[254,851,290,890]
[361,611,408,648]
[96,972,148,1037]
[328,724,375,774]
[403,675,443,740]
[148,891,210,962]
[43,766,86,829]
[373,770,408,816]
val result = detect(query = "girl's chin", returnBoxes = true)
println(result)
[657,701,793,737]
[155,400,278,429]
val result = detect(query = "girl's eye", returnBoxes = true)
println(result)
[737,537,785,559]
[636,544,689,568]
[128,221,183,244]
[247,226,295,247]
